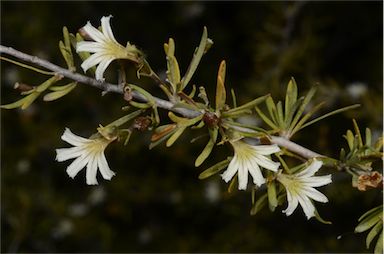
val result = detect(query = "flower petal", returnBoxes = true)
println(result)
[82,21,106,43]
[61,128,89,146]
[221,156,239,183]
[97,152,115,180]
[80,52,105,72]
[237,159,248,190]
[95,59,113,80]
[296,160,323,178]
[254,154,280,172]
[56,146,85,162]
[283,190,298,216]
[302,186,329,203]
[66,153,90,178]
[248,158,266,186]
[86,155,99,185]
[101,15,118,43]
[304,175,332,187]
[297,193,315,219]
[77,41,106,53]
[250,144,280,155]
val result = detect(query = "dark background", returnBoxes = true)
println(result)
[1,1,382,253]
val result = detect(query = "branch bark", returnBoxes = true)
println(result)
[0,45,324,159]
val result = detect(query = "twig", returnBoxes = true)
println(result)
[0,45,324,159]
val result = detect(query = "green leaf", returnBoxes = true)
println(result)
[180,27,208,90]
[366,220,383,249]
[345,130,355,151]
[222,94,269,117]
[276,101,285,128]
[300,104,360,130]
[59,27,75,71]
[43,82,77,101]
[353,119,364,148]
[290,102,325,136]
[265,96,278,124]
[231,88,237,108]
[36,75,63,93]
[195,127,218,167]
[215,60,226,111]
[267,181,278,211]
[1,94,35,109]
[164,38,181,93]
[168,112,203,126]
[355,211,382,233]
[365,128,372,147]
[198,157,231,179]
[106,109,144,128]
[150,129,176,149]
[250,193,268,216]
[358,206,382,222]
[228,175,238,193]
[285,77,298,121]
[374,231,383,254]
[288,86,317,133]
[166,127,186,147]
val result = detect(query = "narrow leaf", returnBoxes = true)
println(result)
[353,118,364,148]
[374,231,383,254]
[355,212,381,233]
[198,157,231,179]
[265,96,278,124]
[255,106,278,129]
[300,104,360,130]
[43,82,77,101]
[289,86,317,133]
[195,127,218,167]
[365,128,372,147]
[267,181,278,211]
[166,127,186,147]
[215,60,226,111]
[180,27,208,90]
[366,220,383,249]
[285,77,298,120]
[250,193,268,216]
[222,94,269,117]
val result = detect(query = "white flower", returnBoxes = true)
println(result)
[277,159,332,219]
[221,140,281,190]
[76,15,141,80]
[56,128,115,185]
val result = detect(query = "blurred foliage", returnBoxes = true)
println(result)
[1,1,382,253]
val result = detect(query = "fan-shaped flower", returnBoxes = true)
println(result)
[221,140,281,190]
[76,15,142,80]
[56,128,115,185]
[277,159,332,219]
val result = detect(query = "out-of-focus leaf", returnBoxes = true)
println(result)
[250,193,268,216]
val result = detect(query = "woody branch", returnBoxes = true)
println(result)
[0,45,322,159]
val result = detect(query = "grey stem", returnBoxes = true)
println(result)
[0,45,324,159]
